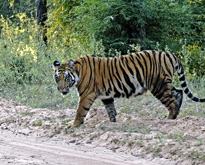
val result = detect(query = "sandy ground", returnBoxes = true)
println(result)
[0,97,204,165]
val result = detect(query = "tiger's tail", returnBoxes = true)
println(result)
[177,60,205,102]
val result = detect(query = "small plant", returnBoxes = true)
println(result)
[21,111,35,116]
[196,139,203,146]
[186,149,205,161]
[43,124,51,129]
[112,138,120,144]
[136,136,144,147]
[128,141,135,148]
[63,119,71,125]
[175,133,185,144]
[32,120,42,126]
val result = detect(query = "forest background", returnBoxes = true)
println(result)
[0,0,204,108]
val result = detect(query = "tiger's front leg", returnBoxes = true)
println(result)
[67,94,96,128]
[102,98,117,122]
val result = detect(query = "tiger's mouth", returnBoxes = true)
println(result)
[61,89,69,95]
[58,87,69,96]
[62,91,68,95]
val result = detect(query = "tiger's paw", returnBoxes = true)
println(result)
[63,122,81,133]
[63,124,75,133]
[65,123,76,129]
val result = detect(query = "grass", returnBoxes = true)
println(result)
[0,77,204,119]
[32,120,42,126]
[119,124,156,134]
[21,111,35,116]
[186,149,205,162]
[0,83,79,110]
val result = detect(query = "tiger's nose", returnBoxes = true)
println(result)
[58,87,67,93]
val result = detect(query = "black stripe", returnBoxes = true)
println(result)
[192,97,199,102]
[179,63,184,74]
[129,55,144,87]
[200,98,205,102]
[103,58,106,78]
[144,51,153,89]
[114,58,122,81]
[114,85,121,98]
[102,98,114,105]
[135,53,142,60]
[112,58,122,90]
[153,77,167,97]
[152,50,156,57]
[93,57,96,89]
[184,88,189,93]
[181,82,186,88]
[187,92,192,98]
[159,51,162,68]
[88,98,93,102]
[107,79,112,95]
[74,61,81,65]
[125,57,134,75]
[108,58,114,86]
[119,60,135,94]
[78,58,88,96]
[106,58,112,94]
[140,53,148,85]
[166,78,172,83]
[121,56,125,66]
[163,54,172,77]
[108,59,121,97]
[165,99,175,107]
[160,94,172,104]
[151,50,157,89]
[102,77,106,91]
[98,57,101,74]
[102,59,107,91]
[79,56,93,96]
[156,87,170,100]
[135,54,145,75]
[86,56,93,88]
[179,75,185,81]
[135,55,145,81]
[122,83,129,98]
[151,73,161,94]
[173,54,177,63]
[166,52,174,74]
[83,106,90,111]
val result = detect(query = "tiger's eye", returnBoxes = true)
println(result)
[55,75,59,81]
[64,74,69,81]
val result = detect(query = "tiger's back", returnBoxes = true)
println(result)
[53,50,205,127]
[75,51,177,99]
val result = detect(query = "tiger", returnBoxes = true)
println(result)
[53,50,205,128]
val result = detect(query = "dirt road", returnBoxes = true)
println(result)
[0,130,164,165]
[0,97,204,164]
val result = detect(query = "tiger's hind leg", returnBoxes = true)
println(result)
[102,98,117,122]
[171,86,183,117]
[152,83,182,119]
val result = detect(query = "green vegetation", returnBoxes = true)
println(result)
[0,0,204,112]
[32,119,42,126]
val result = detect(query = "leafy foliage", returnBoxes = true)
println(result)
[0,0,204,107]
[49,0,204,56]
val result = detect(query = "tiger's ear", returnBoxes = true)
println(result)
[53,61,60,69]
[69,60,74,71]
[53,61,60,66]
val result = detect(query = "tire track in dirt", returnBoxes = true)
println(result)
[0,130,159,165]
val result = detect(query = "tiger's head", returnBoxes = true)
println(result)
[53,60,78,95]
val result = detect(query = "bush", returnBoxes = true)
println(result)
[0,2,204,108]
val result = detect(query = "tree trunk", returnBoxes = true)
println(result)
[36,0,47,45]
